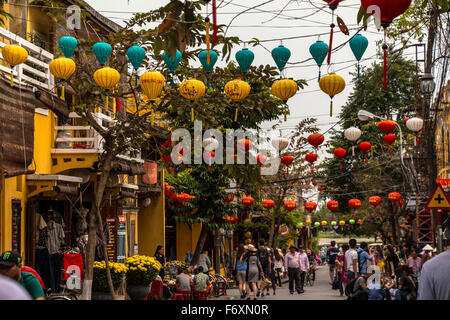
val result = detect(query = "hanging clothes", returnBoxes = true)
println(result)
[46,220,65,255]
[63,252,83,280]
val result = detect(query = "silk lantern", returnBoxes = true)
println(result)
[306,219,312,225]
[359,141,372,164]
[140,71,164,125]
[384,134,396,156]
[49,57,76,100]
[92,41,112,65]
[2,44,28,87]
[198,49,218,88]
[308,133,325,149]
[378,119,396,134]
[281,155,293,176]
[242,196,254,217]
[314,222,321,227]
[334,147,347,170]
[284,201,297,211]
[339,220,345,226]
[58,35,78,58]
[305,153,318,174]
[321,220,328,226]
[327,200,339,220]
[322,0,344,64]
[349,34,368,78]
[331,221,337,226]
[406,117,423,145]
[344,126,362,156]
[179,79,206,121]
[235,48,255,73]
[224,194,234,203]
[309,40,329,81]
[93,67,120,111]
[361,0,412,89]
[305,201,317,213]
[388,192,401,213]
[262,199,275,210]
[225,79,250,122]
[127,45,146,87]
[319,73,345,117]
[271,44,291,72]
[271,79,298,121]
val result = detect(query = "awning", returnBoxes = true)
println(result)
[27,174,82,198]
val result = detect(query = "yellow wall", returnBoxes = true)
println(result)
[33,110,54,174]
[436,81,450,179]
[176,222,202,261]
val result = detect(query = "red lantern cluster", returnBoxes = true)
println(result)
[284,201,297,211]
[305,201,317,213]
[262,199,275,210]
[334,147,347,170]
[242,196,254,207]
[307,133,325,148]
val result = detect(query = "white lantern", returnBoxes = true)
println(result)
[272,137,289,151]
[202,137,219,151]
[344,127,362,141]
[406,117,423,132]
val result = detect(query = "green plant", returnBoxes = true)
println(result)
[125,255,162,286]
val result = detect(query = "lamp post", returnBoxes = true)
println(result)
[419,73,436,97]
[357,110,405,166]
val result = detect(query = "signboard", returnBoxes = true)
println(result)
[436,178,450,188]
[279,224,289,235]
[425,183,450,210]
[106,218,117,262]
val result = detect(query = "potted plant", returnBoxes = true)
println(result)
[125,255,162,300]
[92,261,127,300]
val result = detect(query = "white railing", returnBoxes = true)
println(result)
[0,26,54,90]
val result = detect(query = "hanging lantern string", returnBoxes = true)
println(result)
[212,0,218,44]
[327,9,335,65]
[383,29,388,90]
[205,3,210,65]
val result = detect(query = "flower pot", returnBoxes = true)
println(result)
[126,284,151,300]
[91,291,114,300]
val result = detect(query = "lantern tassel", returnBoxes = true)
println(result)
[61,85,65,101]
[10,70,14,87]
[318,68,321,82]
[330,100,333,117]
[151,110,155,126]
[191,107,194,122]
[212,0,218,44]
[383,49,387,90]
[352,145,355,157]
[116,97,122,113]
[207,78,210,89]
[388,144,391,156]
[286,167,289,177]
[234,107,239,122]
[340,161,342,170]
[365,155,368,164]
[311,167,314,174]
[135,74,138,88]
[415,134,419,146]
[327,19,334,65]
[284,106,287,122]
[206,21,210,65]
[171,75,174,89]
[357,62,360,78]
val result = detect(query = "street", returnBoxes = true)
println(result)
[215,265,343,300]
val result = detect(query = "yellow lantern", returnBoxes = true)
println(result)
[94,66,120,110]
[339,220,345,226]
[305,219,312,225]
[319,73,345,117]
[271,79,298,121]
[179,78,206,121]
[321,220,327,226]
[2,44,29,87]
[140,71,164,100]
[49,57,76,100]
[224,79,250,122]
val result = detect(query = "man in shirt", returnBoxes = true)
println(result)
[418,244,450,300]
[357,242,373,275]
[298,245,310,294]
[0,275,31,300]
[284,245,301,294]
[0,251,45,300]
[176,268,193,293]
[326,241,339,284]
[197,250,211,274]
[193,266,211,292]
[345,239,358,280]
[352,273,370,300]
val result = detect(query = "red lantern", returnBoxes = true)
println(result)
[377,120,396,134]
[305,153,318,174]
[257,155,267,176]
[327,200,339,212]
[322,0,344,65]
[224,194,234,203]
[384,134,396,156]
[358,142,371,163]
[307,133,325,148]
[311,181,318,186]
[348,198,361,219]
[238,138,252,151]
[361,0,412,89]
[388,192,401,213]
[305,201,317,213]
[334,147,347,170]
[403,117,409,124]
[369,195,382,216]
[242,196,254,207]
[164,183,174,196]
[318,186,325,192]
[281,155,294,176]
[262,199,275,210]
[284,201,297,211]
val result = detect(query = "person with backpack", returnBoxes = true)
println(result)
[345,239,358,281]
[345,272,370,300]
[256,239,271,297]
[357,242,373,276]
[326,241,340,285]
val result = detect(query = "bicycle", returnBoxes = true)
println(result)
[305,267,315,287]
[46,269,81,300]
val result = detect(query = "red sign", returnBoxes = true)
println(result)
[436,178,450,188]
[118,215,125,224]
[142,161,157,184]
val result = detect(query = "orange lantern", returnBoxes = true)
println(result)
[284,201,297,211]
[348,198,361,219]
[262,199,275,210]
[305,153,318,174]
[281,155,293,176]
[305,201,317,213]
[369,195,382,216]
[307,133,325,149]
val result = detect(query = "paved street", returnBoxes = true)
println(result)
[216,265,344,300]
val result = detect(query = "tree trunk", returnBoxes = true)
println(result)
[192,223,208,266]
[268,205,279,247]
[82,205,97,300]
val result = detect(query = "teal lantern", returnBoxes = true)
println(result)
[314,222,320,227]
[349,219,356,225]
[349,34,368,78]
[198,50,218,88]
[127,45,146,87]
[92,41,112,65]
[309,40,328,81]
[58,36,78,58]
[163,50,182,88]
[235,48,254,73]
[271,45,291,73]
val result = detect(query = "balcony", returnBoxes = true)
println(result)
[0,26,54,91]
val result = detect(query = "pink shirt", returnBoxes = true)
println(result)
[299,252,310,272]
[284,251,301,269]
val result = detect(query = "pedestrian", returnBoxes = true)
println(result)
[418,246,450,300]
[395,265,416,300]
[345,239,358,281]
[272,247,284,287]
[420,244,433,266]
[185,251,193,265]
[284,245,302,295]
[298,245,309,293]
[357,242,373,276]
[154,245,166,279]
[197,250,211,274]
[193,266,211,294]
[335,245,347,296]
[234,244,248,299]
[349,273,371,300]
[175,267,193,294]
[385,244,400,280]
[407,248,422,280]
[0,251,45,300]
[306,249,316,282]
[326,240,339,285]
[268,249,277,295]
[242,244,264,300]
[375,245,385,275]
[256,239,271,297]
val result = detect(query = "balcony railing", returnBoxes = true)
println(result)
[0,26,54,90]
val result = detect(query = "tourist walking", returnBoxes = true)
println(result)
[298,245,309,293]
[284,245,302,295]
[375,245,385,275]
[326,241,339,284]
[385,245,400,280]
[234,244,248,299]
[273,247,284,287]
[418,246,450,300]
[256,240,271,297]
[242,244,263,300]
[337,244,350,296]
[345,239,358,281]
